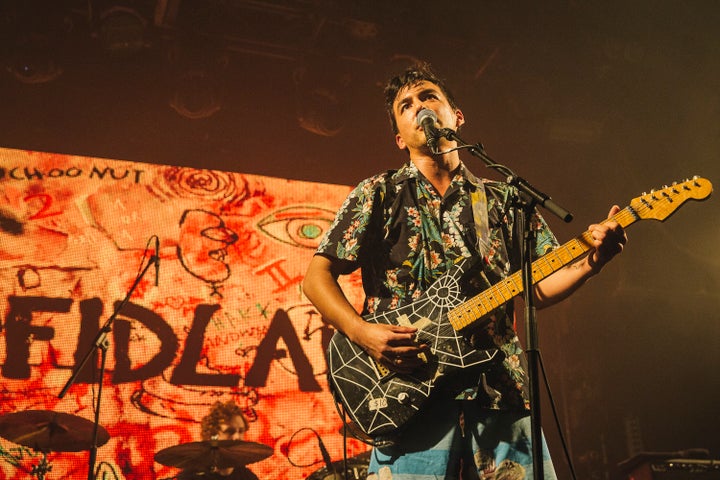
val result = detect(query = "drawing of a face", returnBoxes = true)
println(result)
[178,209,239,292]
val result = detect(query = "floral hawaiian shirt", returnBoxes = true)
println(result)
[316,161,559,410]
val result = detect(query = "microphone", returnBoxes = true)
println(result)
[154,236,160,287]
[417,108,440,153]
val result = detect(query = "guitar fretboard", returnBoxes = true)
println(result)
[447,206,641,330]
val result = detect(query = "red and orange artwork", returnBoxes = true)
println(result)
[0,147,368,479]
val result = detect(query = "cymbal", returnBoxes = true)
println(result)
[0,410,110,452]
[154,440,273,471]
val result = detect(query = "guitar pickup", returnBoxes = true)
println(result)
[372,359,390,379]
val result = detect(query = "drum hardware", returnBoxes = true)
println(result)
[305,451,370,480]
[0,410,109,453]
[154,439,273,472]
[0,410,109,479]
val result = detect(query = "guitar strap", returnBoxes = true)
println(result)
[469,178,491,259]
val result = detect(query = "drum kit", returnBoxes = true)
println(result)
[0,410,273,479]
[0,410,370,479]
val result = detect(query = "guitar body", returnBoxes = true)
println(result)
[326,257,499,438]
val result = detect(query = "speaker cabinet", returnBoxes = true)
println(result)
[621,456,720,480]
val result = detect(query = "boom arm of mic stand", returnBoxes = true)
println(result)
[439,128,573,223]
[57,254,156,480]
[58,256,156,399]
[508,176,573,223]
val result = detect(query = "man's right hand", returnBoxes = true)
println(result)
[303,255,429,373]
[350,322,430,374]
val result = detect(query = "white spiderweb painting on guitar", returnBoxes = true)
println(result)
[327,256,499,437]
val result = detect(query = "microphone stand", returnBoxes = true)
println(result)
[58,245,159,480]
[438,128,572,480]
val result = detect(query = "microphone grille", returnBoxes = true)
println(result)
[416,108,437,126]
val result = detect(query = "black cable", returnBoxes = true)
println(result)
[538,350,578,480]
[285,427,326,469]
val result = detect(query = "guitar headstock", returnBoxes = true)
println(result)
[630,176,712,221]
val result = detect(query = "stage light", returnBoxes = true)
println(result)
[4,6,66,84]
[169,69,222,120]
[97,6,149,55]
[6,51,63,84]
[294,84,344,137]
[293,60,350,137]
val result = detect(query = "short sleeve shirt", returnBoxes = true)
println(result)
[316,161,559,410]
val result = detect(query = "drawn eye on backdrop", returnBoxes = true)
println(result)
[256,206,336,249]
[177,209,239,296]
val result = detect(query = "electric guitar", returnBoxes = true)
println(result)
[326,177,713,439]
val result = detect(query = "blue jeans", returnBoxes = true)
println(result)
[367,398,556,480]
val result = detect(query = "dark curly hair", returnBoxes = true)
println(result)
[383,62,460,135]
[200,400,248,440]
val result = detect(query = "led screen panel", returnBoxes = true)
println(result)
[0,148,368,480]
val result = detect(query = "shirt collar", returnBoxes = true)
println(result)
[391,160,484,189]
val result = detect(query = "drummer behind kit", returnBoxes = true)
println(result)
[0,409,274,480]
[0,409,372,479]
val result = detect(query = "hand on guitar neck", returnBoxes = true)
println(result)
[535,204,628,309]
[587,204,627,269]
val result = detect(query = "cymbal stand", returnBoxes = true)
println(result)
[30,452,52,480]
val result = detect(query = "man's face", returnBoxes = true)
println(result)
[392,80,464,152]
[216,415,247,441]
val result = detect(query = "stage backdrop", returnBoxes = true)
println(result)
[0,147,369,479]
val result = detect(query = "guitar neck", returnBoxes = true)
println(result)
[447,206,640,330]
